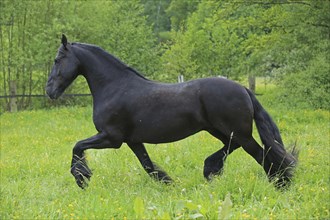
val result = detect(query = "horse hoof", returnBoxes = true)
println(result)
[203,165,224,181]
[76,178,88,189]
[272,176,291,190]
[149,171,173,184]
[71,165,92,189]
[160,175,173,184]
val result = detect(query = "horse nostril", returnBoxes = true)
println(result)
[45,79,53,95]
[47,77,53,84]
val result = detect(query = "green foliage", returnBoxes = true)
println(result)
[133,197,145,218]
[166,0,200,31]
[218,193,232,220]
[141,0,171,35]
[1,87,329,219]
[1,0,329,111]
[159,1,329,108]
[160,30,199,81]
[279,54,330,110]
[0,0,159,110]
[72,0,160,76]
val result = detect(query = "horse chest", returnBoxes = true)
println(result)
[92,105,124,132]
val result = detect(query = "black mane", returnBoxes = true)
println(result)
[72,42,149,80]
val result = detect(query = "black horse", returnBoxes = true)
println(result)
[46,35,296,189]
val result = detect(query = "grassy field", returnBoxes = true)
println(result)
[1,87,329,219]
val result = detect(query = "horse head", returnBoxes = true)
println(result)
[46,34,80,99]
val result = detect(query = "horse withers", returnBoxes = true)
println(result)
[46,35,297,189]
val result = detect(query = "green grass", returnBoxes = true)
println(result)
[1,88,329,219]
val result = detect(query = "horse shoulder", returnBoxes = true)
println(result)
[92,88,129,134]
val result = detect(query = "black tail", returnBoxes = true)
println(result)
[246,88,297,188]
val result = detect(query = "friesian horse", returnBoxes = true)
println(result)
[46,35,296,189]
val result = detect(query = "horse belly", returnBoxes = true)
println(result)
[125,81,208,143]
[128,111,205,144]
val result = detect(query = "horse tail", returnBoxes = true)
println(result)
[245,88,297,187]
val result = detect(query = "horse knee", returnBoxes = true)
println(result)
[73,140,87,157]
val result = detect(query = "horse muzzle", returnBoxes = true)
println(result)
[46,82,62,100]
[46,88,59,100]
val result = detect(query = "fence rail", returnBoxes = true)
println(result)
[0,94,92,99]
[0,93,93,112]
[0,80,94,112]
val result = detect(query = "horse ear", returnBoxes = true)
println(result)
[61,34,68,49]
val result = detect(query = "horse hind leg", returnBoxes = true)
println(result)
[128,143,172,184]
[239,137,280,184]
[241,137,295,188]
[204,131,240,180]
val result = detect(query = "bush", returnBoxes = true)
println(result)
[278,54,330,110]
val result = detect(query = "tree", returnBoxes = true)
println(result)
[141,0,171,37]
[166,0,200,31]
[0,0,160,110]
[159,0,330,108]
[159,1,246,82]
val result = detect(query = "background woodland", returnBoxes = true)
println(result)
[1,0,329,110]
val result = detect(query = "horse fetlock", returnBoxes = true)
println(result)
[203,157,224,180]
[267,168,292,189]
[70,162,93,189]
[203,165,223,181]
[149,170,173,184]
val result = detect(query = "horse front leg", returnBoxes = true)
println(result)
[71,132,121,189]
[128,143,172,184]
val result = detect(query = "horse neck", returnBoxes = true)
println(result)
[73,45,129,97]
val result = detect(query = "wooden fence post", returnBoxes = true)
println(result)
[178,75,184,83]
[9,80,17,112]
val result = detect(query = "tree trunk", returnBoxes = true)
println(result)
[248,75,256,93]
[0,24,8,106]
[9,80,17,112]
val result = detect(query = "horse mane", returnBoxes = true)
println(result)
[72,42,149,81]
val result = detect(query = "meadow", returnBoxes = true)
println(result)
[1,87,329,219]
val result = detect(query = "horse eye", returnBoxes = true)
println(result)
[54,58,62,64]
